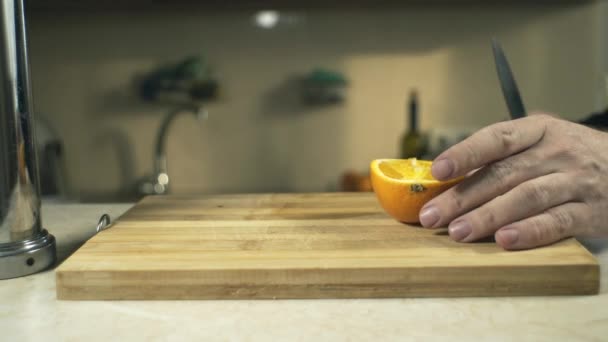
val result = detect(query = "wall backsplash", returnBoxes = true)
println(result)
[27,3,602,202]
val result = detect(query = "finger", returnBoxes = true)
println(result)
[431,115,549,181]
[494,202,590,250]
[420,147,550,228]
[446,172,578,242]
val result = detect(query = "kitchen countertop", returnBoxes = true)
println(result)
[1,203,607,341]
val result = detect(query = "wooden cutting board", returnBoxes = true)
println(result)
[56,193,599,300]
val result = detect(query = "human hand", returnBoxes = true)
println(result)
[419,113,608,250]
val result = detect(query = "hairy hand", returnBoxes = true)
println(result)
[419,113,608,250]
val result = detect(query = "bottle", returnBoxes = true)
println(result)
[400,90,428,159]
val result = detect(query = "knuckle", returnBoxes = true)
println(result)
[461,140,481,168]
[462,208,499,239]
[581,156,602,173]
[489,123,519,153]
[547,208,573,236]
[573,171,599,200]
[528,217,552,243]
[529,114,551,141]
[445,189,466,215]
[480,207,500,229]
[521,182,551,208]
[549,144,576,162]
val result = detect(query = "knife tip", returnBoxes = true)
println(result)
[491,37,500,50]
[492,38,504,60]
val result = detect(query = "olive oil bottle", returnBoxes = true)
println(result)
[400,90,428,159]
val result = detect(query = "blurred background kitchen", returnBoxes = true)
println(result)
[25,0,608,203]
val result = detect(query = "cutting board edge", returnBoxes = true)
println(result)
[56,263,599,300]
[57,288,601,301]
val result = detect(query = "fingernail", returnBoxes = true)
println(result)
[448,220,472,241]
[420,206,440,227]
[432,159,455,180]
[496,228,519,247]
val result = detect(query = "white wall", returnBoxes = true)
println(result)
[27,3,602,201]
[596,0,608,109]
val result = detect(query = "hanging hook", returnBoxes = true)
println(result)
[96,214,112,233]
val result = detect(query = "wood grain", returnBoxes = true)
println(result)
[56,193,599,300]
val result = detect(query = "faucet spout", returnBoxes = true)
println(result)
[140,103,207,196]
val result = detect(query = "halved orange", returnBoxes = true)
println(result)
[370,158,463,223]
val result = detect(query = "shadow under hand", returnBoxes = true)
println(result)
[578,237,608,254]
[434,228,496,243]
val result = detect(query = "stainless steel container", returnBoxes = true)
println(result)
[0,0,56,279]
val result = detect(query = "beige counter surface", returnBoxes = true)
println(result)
[1,203,607,341]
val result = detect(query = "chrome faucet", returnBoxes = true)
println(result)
[139,103,207,196]
[0,0,56,279]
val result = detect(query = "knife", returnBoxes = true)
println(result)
[492,38,527,119]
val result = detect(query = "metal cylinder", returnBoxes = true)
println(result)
[0,0,56,279]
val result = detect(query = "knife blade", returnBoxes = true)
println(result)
[492,38,527,119]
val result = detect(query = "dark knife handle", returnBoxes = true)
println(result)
[492,39,527,119]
